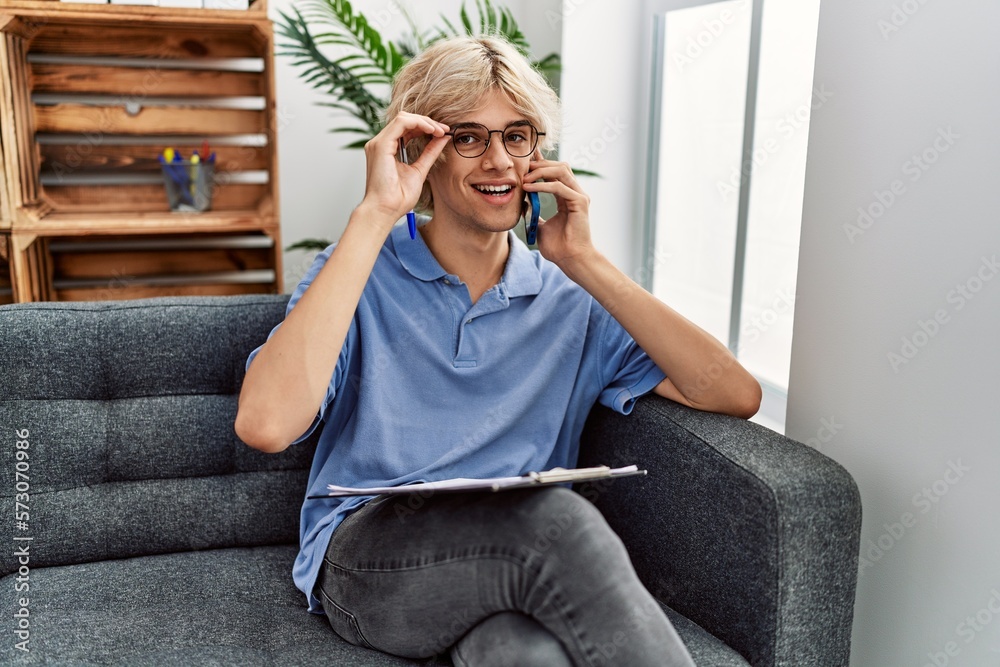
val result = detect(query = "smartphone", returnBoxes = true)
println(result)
[524,191,540,245]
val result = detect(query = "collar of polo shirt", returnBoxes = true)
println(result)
[391,223,543,298]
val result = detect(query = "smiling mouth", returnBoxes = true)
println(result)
[473,184,514,196]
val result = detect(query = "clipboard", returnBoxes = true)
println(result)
[306,465,647,499]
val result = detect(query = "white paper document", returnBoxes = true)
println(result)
[307,465,646,498]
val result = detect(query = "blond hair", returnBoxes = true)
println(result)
[384,34,561,213]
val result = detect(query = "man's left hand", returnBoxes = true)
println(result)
[523,155,596,269]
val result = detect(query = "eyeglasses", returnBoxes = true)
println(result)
[444,122,545,158]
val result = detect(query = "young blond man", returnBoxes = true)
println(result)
[237,35,760,666]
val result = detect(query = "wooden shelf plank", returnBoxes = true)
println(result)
[13,209,278,237]
[31,63,264,96]
[56,281,274,302]
[30,24,263,59]
[53,268,275,288]
[0,1,269,26]
[52,246,275,279]
[48,233,274,252]
[34,104,265,135]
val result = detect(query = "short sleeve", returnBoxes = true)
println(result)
[244,244,354,444]
[593,305,667,415]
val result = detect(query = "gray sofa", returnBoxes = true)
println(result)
[0,295,861,666]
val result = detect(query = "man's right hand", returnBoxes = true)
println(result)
[236,115,449,453]
[359,112,450,232]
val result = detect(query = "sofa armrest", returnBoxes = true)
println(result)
[576,396,861,667]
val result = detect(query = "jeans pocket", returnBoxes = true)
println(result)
[318,587,376,650]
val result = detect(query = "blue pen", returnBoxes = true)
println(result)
[160,148,193,207]
[397,138,417,239]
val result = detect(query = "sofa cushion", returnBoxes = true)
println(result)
[1,545,444,666]
[0,297,286,401]
[0,296,316,575]
[1,544,748,666]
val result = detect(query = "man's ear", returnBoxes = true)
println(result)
[424,160,438,186]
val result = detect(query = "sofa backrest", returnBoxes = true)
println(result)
[0,295,315,576]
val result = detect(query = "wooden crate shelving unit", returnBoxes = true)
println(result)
[0,0,282,302]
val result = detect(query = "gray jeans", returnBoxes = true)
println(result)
[316,486,695,666]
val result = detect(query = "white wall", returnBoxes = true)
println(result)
[268,0,562,289]
[559,0,649,277]
[786,0,1000,665]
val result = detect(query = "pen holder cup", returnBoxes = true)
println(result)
[161,161,215,213]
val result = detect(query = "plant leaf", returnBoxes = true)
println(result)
[478,0,489,34]
[460,3,473,34]
[275,5,387,141]
[438,14,460,38]
[285,238,334,252]
[342,138,372,149]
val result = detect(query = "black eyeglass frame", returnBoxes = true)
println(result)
[444,122,546,159]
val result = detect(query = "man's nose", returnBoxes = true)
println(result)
[481,137,512,170]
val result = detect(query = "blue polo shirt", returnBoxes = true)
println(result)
[246,223,667,613]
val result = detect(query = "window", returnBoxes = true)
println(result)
[642,0,821,432]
